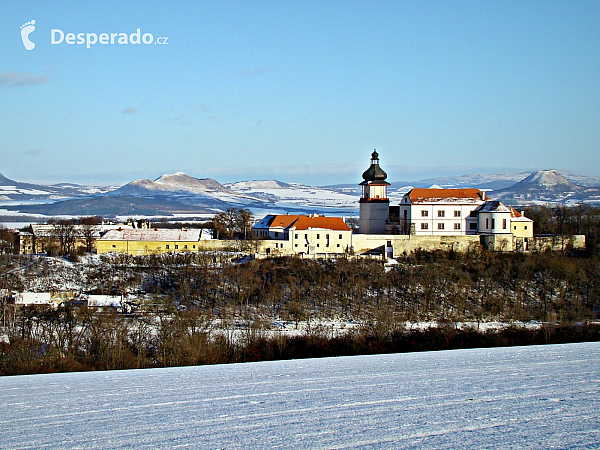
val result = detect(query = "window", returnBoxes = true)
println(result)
[305,234,308,239]
[502,219,507,229]
[485,218,489,229]
[295,233,298,239]
[166,245,170,249]
[275,232,279,238]
[438,223,445,230]
[184,245,188,249]
[316,234,320,239]
[421,210,428,217]
[438,210,445,217]
[491,219,495,229]
[454,210,461,217]
[175,245,179,250]
[317,243,320,247]
[193,245,196,249]
[524,226,528,230]
[337,244,341,247]
[454,223,461,230]
[421,223,428,230]
[339,234,343,239]
[295,244,298,247]
[470,223,477,230]
[514,226,517,230]
[112,244,116,248]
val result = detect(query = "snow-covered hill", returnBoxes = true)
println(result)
[226,179,359,211]
[493,170,600,205]
[1,342,598,449]
[4,168,600,218]
[108,172,273,211]
[0,173,111,201]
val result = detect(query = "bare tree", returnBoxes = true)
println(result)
[79,217,102,253]
[213,208,253,240]
[52,220,78,255]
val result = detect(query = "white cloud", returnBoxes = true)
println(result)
[0,72,49,87]
[236,67,268,79]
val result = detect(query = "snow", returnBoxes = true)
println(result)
[1,342,599,449]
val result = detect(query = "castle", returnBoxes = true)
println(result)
[251,150,583,257]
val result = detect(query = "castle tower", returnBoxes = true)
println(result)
[358,150,390,234]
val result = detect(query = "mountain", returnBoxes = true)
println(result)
[4,173,360,217]
[4,169,600,219]
[109,172,270,211]
[224,180,358,211]
[493,170,600,205]
[0,173,112,201]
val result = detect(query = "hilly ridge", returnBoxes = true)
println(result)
[2,169,600,218]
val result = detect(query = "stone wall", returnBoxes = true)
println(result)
[351,234,481,257]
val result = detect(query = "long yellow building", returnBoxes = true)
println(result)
[97,228,204,255]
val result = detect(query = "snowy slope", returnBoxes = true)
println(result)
[1,342,599,449]
[226,180,359,211]
[493,170,600,205]
[0,173,112,201]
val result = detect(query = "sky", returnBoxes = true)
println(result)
[1,1,599,186]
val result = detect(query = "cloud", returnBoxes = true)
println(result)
[24,148,43,156]
[122,107,137,114]
[236,67,268,79]
[0,71,49,87]
[173,113,189,125]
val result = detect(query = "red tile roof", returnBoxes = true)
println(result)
[257,215,350,231]
[407,188,487,204]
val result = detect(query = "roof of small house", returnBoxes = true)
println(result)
[474,200,512,213]
[31,224,102,238]
[510,208,533,222]
[99,229,202,241]
[406,188,488,204]
[253,215,351,232]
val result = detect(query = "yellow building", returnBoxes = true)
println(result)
[97,228,203,255]
[252,214,353,256]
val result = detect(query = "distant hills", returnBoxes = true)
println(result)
[2,169,600,219]
[493,170,600,205]
[0,173,110,201]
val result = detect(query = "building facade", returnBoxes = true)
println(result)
[398,188,487,236]
[97,228,204,255]
[252,214,352,256]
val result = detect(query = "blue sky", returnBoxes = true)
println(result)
[1,1,599,186]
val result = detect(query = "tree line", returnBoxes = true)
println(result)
[2,246,600,375]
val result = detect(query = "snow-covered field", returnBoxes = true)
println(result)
[1,342,599,449]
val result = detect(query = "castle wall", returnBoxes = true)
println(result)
[351,234,481,257]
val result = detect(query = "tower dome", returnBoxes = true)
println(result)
[361,150,388,182]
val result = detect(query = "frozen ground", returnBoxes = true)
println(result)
[1,342,599,449]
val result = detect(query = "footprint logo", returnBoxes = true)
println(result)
[20,20,36,50]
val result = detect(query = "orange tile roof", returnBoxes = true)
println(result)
[292,216,350,231]
[408,188,487,204]
[258,215,350,231]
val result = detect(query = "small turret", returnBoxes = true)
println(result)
[358,150,391,234]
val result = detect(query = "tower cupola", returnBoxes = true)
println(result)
[362,150,388,182]
[358,149,391,234]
